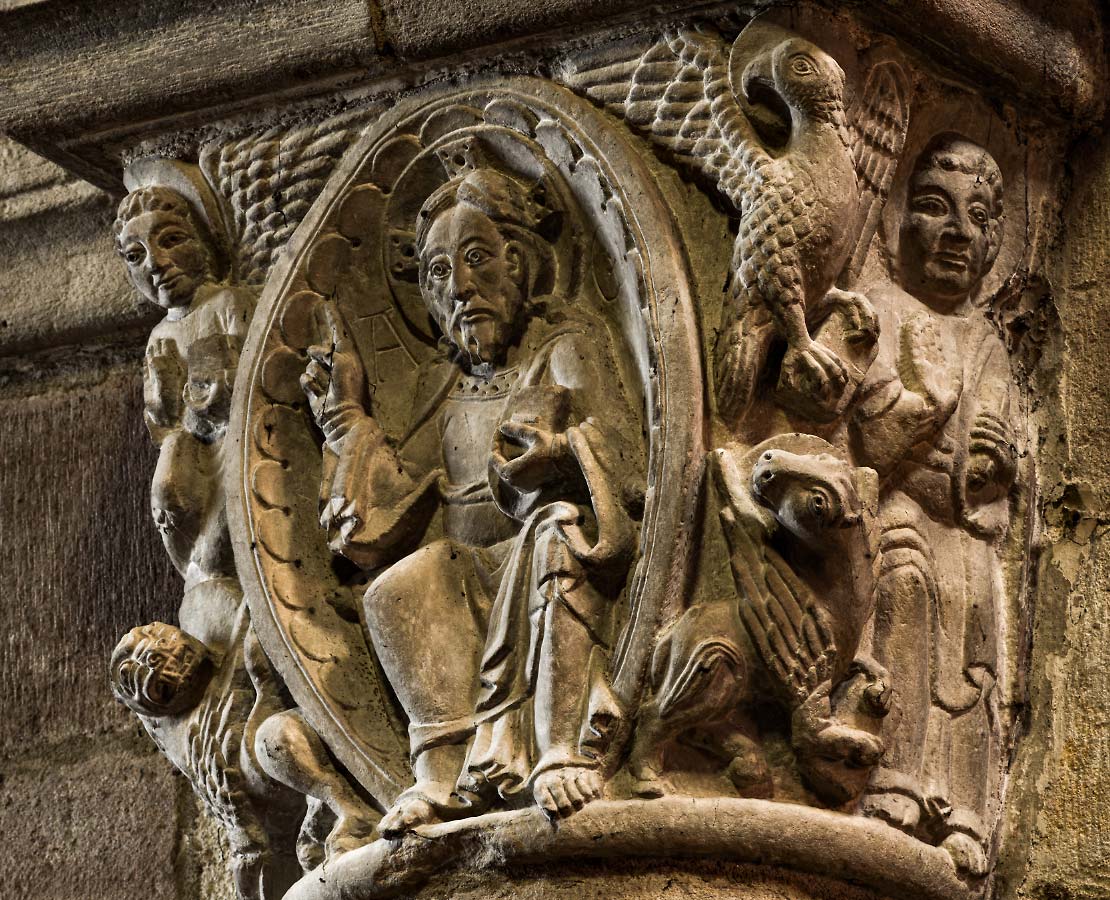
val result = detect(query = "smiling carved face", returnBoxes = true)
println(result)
[119,209,212,311]
[419,202,526,368]
[899,147,1002,310]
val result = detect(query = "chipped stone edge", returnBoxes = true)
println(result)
[284,799,976,900]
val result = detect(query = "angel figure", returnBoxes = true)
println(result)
[850,135,1017,877]
[112,168,378,898]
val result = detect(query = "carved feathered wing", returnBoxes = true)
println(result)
[723,517,837,706]
[200,108,379,285]
[182,683,275,899]
[561,27,750,206]
[568,33,912,290]
[840,60,912,286]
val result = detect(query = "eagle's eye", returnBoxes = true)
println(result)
[790,54,817,77]
[807,489,832,521]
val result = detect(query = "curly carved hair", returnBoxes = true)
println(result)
[109,622,212,718]
[113,186,221,273]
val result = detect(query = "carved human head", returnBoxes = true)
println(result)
[415,168,560,369]
[898,134,1004,310]
[183,333,242,441]
[114,187,219,312]
[109,622,213,717]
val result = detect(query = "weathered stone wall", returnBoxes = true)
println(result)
[994,129,1110,900]
[0,137,235,898]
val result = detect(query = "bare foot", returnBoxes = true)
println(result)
[533,766,602,821]
[377,788,444,839]
[861,790,921,834]
[325,813,378,858]
[629,759,669,799]
[941,832,988,878]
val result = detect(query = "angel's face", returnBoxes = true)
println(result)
[419,202,526,367]
[900,160,1002,309]
[118,209,211,311]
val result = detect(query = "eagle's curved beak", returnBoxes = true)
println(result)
[740,50,792,147]
[741,51,777,106]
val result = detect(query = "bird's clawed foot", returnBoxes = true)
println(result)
[781,339,850,408]
[806,722,885,768]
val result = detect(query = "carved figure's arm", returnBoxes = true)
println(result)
[852,317,961,475]
[301,302,441,569]
[213,286,257,342]
[316,419,442,570]
[959,346,1019,521]
[300,302,373,456]
[492,328,643,506]
[851,371,933,475]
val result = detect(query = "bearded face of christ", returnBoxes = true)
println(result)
[418,196,530,369]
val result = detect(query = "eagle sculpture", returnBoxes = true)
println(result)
[562,17,911,427]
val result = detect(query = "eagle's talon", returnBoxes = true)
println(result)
[782,341,849,405]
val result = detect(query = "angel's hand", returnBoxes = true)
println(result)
[967,411,1015,491]
[490,421,572,493]
[144,338,185,429]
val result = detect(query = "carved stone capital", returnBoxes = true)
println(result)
[19,1,1098,896]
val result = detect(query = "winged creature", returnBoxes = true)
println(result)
[562,17,910,427]
[627,435,890,805]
